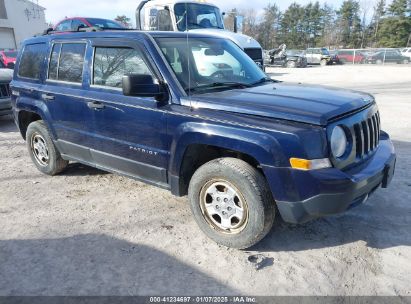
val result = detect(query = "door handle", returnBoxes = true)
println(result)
[41,93,55,101]
[87,101,105,110]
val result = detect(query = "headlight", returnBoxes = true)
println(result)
[330,126,347,158]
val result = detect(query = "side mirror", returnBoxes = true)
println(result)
[7,62,15,69]
[122,74,166,101]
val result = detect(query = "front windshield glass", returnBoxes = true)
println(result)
[174,3,224,31]
[5,51,17,58]
[156,37,268,94]
[321,48,330,55]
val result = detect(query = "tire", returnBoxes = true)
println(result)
[188,158,275,249]
[320,59,328,67]
[376,59,383,65]
[26,120,68,175]
[286,61,296,68]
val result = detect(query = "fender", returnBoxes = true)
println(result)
[168,121,291,176]
[15,96,57,140]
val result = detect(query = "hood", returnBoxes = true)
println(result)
[190,83,375,126]
[188,28,261,50]
[0,68,13,82]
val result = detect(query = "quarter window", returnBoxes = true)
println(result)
[93,47,152,88]
[18,43,46,80]
[48,43,62,80]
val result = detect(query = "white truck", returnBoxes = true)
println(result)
[135,0,264,68]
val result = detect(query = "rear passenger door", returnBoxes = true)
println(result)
[82,39,169,187]
[43,41,96,163]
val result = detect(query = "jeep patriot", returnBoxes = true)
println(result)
[10,31,396,248]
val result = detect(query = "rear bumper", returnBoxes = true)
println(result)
[0,97,12,116]
[263,136,396,224]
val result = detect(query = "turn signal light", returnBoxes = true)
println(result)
[290,158,332,170]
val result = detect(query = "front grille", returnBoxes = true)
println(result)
[353,111,381,159]
[0,83,10,99]
[244,48,263,62]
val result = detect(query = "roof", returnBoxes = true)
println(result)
[24,30,225,44]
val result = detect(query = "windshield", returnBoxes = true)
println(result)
[321,48,330,55]
[86,18,124,29]
[174,3,224,31]
[156,37,268,94]
[4,51,17,58]
[286,50,302,56]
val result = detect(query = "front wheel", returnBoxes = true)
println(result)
[188,158,275,249]
[26,120,68,175]
[286,61,296,68]
[320,59,328,67]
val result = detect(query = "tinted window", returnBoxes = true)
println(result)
[72,19,87,30]
[93,47,151,88]
[56,20,72,31]
[18,43,46,79]
[48,43,62,80]
[58,43,86,83]
[5,51,18,58]
[86,18,124,29]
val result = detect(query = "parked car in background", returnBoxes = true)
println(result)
[328,50,341,65]
[0,50,17,69]
[305,48,332,66]
[266,45,307,68]
[336,50,365,64]
[366,50,409,64]
[401,48,411,60]
[0,59,13,116]
[54,17,126,32]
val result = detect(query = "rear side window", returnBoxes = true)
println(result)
[48,43,86,83]
[93,47,152,88]
[18,43,46,80]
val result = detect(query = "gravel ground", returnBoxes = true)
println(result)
[0,65,410,296]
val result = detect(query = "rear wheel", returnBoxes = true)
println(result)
[26,120,68,175]
[188,158,275,249]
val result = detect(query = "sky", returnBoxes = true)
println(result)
[37,0,345,25]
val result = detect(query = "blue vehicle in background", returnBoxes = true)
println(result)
[10,30,396,249]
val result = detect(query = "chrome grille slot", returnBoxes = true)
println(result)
[354,111,381,159]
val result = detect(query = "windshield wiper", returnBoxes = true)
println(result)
[185,82,252,93]
[250,77,279,86]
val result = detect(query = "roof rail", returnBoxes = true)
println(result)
[42,26,133,36]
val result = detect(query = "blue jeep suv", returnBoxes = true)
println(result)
[10,31,396,248]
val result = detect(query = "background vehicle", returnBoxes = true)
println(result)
[54,17,126,32]
[305,48,331,66]
[266,46,307,68]
[336,50,365,64]
[401,48,411,60]
[135,0,264,67]
[328,50,341,65]
[0,50,17,69]
[366,50,409,64]
[0,59,13,116]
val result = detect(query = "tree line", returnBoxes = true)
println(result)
[224,0,411,50]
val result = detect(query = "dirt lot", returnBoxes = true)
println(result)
[0,65,410,296]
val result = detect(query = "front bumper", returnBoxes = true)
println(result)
[0,97,12,116]
[263,136,396,224]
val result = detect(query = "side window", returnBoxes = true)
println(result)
[56,20,72,32]
[93,47,152,88]
[18,43,46,80]
[72,19,87,31]
[58,43,86,83]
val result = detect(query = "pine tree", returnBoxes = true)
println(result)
[336,0,363,48]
